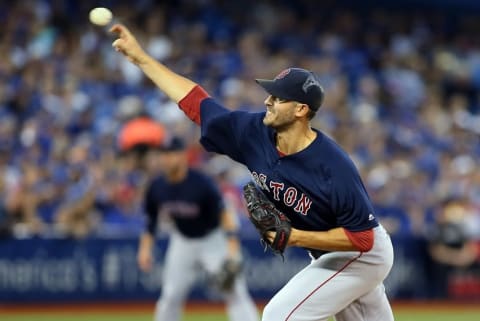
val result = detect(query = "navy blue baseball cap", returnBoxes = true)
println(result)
[160,136,186,151]
[255,68,324,111]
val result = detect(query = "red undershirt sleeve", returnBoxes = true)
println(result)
[178,85,210,125]
[343,228,374,252]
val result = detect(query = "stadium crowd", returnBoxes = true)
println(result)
[0,0,479,258]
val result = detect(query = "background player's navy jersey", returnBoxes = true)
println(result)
[144,169,224,238]
[199,98,378,232]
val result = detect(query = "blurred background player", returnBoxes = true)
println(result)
[137,135,259,321]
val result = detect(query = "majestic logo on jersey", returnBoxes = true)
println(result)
[251,171,313,216]
[274,68,291,80]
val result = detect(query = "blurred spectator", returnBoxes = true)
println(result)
[0,165,12,238]
[118,115,167,158]
[425,198,479,298]
[8,162,46,238]
[53,163,99,239]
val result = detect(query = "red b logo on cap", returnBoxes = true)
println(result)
[274,68,291,80]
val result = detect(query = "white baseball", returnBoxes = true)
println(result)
[89,7,113,26]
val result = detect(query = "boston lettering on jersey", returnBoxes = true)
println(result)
[161,201,200,218]
[251,171,312,216]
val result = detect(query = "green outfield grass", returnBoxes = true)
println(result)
[1,310,479,321]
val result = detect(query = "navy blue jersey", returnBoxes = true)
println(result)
[199,98,378,232]
[144,169,224,238]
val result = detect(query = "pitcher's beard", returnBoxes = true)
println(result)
[263,112,295,131]
[263,110,276,126]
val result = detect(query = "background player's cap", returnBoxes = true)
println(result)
[160,135,186,151]
[255,68,324,111]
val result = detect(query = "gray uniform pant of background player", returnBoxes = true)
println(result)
[262,225,394,321]
[155,228,259,321]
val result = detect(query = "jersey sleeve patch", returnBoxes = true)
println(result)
[178,85,210,125]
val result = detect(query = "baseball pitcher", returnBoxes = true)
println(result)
[112,23,394,321]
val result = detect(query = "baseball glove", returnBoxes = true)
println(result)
[243,182,291,259]
[211,258,243,292]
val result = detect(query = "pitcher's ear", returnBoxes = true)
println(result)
[295,103,310,116]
